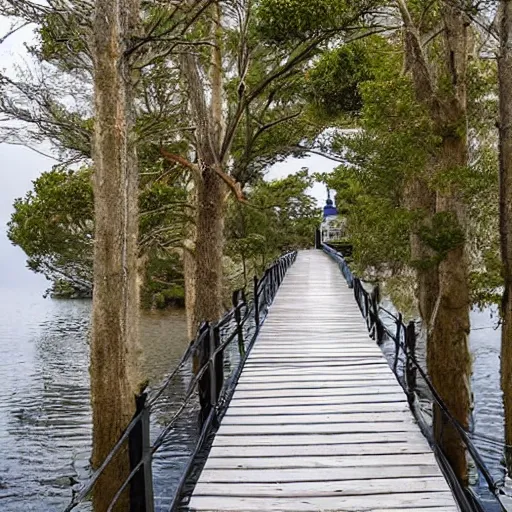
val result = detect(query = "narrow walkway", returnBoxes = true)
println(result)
[188,250,458,511]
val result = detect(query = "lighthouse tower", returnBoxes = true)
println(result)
[320,189,342,243]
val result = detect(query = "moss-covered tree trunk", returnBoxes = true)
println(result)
[427,7,472,484]
[398,0,471,482]
[90,0,140,509]
[498,0,512,476]
[429,133,472,484]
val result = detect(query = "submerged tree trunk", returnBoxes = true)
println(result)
[427,6,471,484]
[398,0,471,482]
[498,0,512,475]
[429,135,472,485]
[90,0,140,509]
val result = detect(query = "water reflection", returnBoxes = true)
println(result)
[0,290,188,512]
[1,285,510,512]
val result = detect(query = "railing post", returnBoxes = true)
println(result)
[212,324,223,403]
[372,286,384,345]
[233,290,245,356]
[253,275,260,327]
[393,313,402,372]
[197,324,211,428]
[263,269,270,308]
[405,321,417,394]
[208,325,217,409]
[363,290,370,326]
[129,393,155,512]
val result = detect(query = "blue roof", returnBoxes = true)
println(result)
[323,198,338,218]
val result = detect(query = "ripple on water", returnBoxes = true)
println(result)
[1,290,510,511]
[0,290,190,511]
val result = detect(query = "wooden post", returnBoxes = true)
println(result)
[405,321,417,393]
[253,275,260,327]
[233,290,245,356]
[129,393,155,512]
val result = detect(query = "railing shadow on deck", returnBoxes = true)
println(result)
[322,242,508,512]
[63,251,297,512]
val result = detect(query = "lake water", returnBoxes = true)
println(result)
[0,287,509,511]
[0,289,190,511]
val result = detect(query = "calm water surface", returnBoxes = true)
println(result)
[0,289,189,511]
[0,287,510,511]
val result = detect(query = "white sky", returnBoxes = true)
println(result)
[0,19,337,292]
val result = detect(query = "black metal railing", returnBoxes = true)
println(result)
[63,250,297,512]
[321,242,508,512]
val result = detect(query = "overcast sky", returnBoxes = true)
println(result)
[0,19,337,293]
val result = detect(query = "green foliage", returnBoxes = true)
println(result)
[255,0,377,45]
[8,166,188,307]
[225,169,320,286]
[418,212,465,258]
[319,33,502,309]
[306,38,389,119]
[140,251,185,309]
[8,167,94,297]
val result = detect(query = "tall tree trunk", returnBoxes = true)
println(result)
[398,0,471,482]
[427,6,471,484]
[183,2,226,329]
[498,0,512,475]
[90,0,140,509]
[429,134,472,485]
[184,244,197,339]
[184,184,197,339]
[194,164,225,323]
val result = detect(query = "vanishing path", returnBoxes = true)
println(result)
[188,250,458,511]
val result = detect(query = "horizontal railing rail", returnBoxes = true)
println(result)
[63,250,297,512]
[322,242,507,512]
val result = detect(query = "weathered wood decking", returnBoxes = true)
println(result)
[188,250,458,512]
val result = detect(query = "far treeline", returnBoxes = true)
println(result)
[1,0,512,510]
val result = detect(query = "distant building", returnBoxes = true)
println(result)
[320,190,344,243]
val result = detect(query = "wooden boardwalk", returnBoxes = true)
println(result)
[188,250,458,512]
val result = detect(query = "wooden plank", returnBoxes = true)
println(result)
[232,384,403,398]
[228,394,407,407]
[239,367,394,377]
[217,422,419,435]
[222,411,418,424]
[199,465,443,482]
[235,377,399,388]
[208,443,432,458]
[243,361,390,369]
[188,493,458,511]
[238,374,397,383]
[202,452,442,470]
[193,476,450,497]
[223,403,411,416]
[212,432,417,447]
